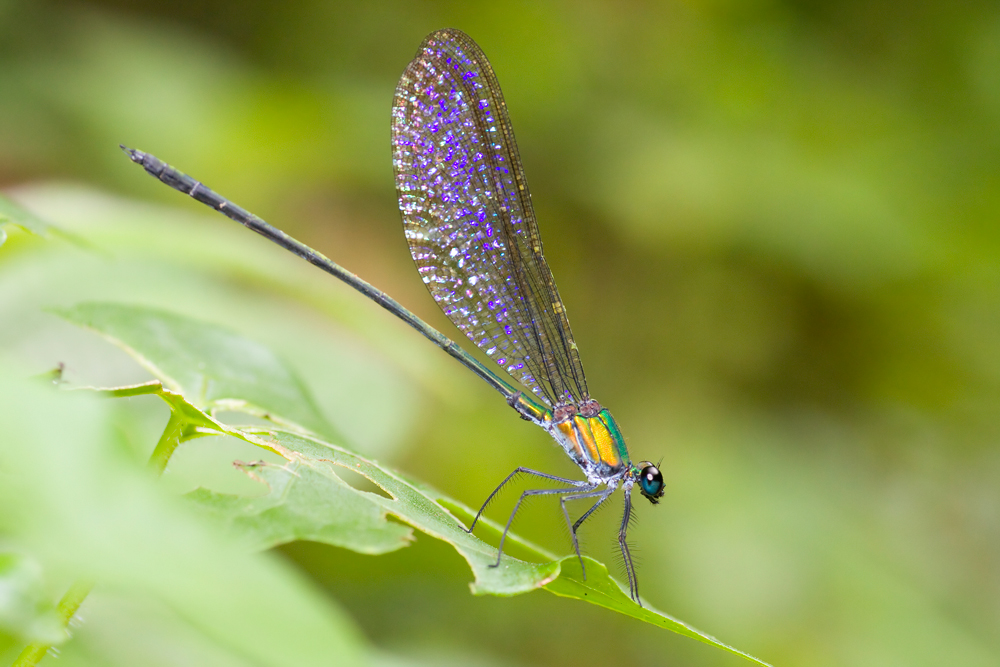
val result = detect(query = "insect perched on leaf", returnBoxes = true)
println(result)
[123,27,664,604]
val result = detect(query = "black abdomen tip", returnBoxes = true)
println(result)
[120,145,143,163]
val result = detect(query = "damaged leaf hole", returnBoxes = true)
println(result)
[334,465,393,500]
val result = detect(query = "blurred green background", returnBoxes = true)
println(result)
[2,0,999,665]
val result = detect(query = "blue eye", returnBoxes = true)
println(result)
[638,464,664,502]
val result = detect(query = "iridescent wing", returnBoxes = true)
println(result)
[391,28,588,408]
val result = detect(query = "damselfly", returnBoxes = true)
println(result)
[123,28,664,604]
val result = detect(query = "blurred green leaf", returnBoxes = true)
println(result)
[0,194,54,242]
[0,553,65,645]
[11,579,93,667]
[1,184,427,460]
[56,302,339,440]
[0,361,368,667]
[63,300,771,664]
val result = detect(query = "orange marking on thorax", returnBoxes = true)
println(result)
[588,416,621,467]
[557,415,622,468]
[556,420,584,461]
[574,416,601,463]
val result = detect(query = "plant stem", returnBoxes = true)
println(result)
[11,579,94,667]
[148,409,185,476]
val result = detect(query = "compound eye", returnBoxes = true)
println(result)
[638,464,664,502]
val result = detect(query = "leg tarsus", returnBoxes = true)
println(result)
[618,490,641,606]
[560,488,612,580]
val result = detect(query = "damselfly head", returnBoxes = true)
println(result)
[634,461,665,504]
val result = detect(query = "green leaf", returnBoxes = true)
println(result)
[186,461,414,555]
[218,429,561,597]
[55,302,338,440]
[0,553,65,645]
[547,557,771,665]
[0,195,55,240]
[210,429,767,663]
[62,301,771,664]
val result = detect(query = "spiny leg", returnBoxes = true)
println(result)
[466,467,589,533]
[491,485,585,568]
[618,489,641,605]
[559,487,613,580]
